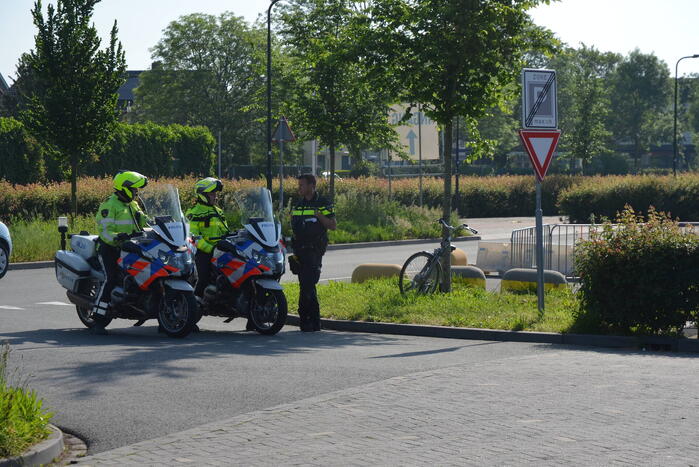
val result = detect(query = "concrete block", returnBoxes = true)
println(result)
[501,268,567,293]
[450,248,468,266]
[451,266,486,289]
[351,263,402,284]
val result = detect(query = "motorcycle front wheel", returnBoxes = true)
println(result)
[249,287,287,335]
[76,279,112,329]
[157,291,198,338]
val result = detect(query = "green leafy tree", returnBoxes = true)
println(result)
[608,49,671,171]
[20,0,126,215]
[134,13,267,167]
[371,0,554,291]
[278,0,399,200]
[549,45,620,172]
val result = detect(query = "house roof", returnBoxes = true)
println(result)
[0,74,9,95]
[117,70,143,102]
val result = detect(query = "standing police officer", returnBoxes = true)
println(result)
[291,174,336,332]
[92,171,149,334]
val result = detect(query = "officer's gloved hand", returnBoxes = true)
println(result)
[115,233,130,244]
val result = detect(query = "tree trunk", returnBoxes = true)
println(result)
[441,119,453,293]
[329,136,336,202]
[71,154,78,219]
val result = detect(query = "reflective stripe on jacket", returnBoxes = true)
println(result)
[291,192,335,248]
[185,203,229,254]
[95,194,148,246]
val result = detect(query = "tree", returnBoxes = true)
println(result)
[278,0,399,200]
[20,0,125,215]
[134,13,267,168]
[548,45,620,172]
[608,49,671,171]
[371,0,553,291]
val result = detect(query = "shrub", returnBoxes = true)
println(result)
[0,344,53,458]
[574,207,699,336]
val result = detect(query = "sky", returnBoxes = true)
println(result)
[2,0,699,85]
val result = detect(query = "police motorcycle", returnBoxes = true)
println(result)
[54,185,199,337]
[198,187,288,335]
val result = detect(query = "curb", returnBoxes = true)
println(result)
[8,261,53,271]
[326,236,481,251]
[8,237,483,270]
[285,315,699,353]
[0,424,65,467]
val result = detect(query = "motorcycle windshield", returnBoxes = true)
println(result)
[139,184,187,247]
[234,187,275,225]
[139,185,184,223]
[234,187,279,247]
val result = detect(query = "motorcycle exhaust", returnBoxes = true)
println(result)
[66,290,93,310]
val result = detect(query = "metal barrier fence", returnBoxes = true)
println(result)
[511,224,601,277]
[511,222,699,277]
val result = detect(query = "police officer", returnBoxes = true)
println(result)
[185,177,229,299]
[92,171,149,334]
[291,174,336,332]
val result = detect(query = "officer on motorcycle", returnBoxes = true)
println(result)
[186,178,229,300]
[91,171,149,334]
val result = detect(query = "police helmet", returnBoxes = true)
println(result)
[114,171,148,201]
[194,177,223,204]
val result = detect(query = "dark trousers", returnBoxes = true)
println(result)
[96,242,120,305]
[194,250,213,297]
[297,248,322,330]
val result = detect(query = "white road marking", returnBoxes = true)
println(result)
[0,305,24,310]
[36,301,73,306]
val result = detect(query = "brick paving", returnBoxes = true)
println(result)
[80,347,699,466]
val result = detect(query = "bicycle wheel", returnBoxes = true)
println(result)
[399,252,442,296]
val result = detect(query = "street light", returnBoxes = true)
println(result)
[267,0,282,191]
[673,54,699,176]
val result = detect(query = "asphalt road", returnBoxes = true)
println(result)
[0,270,565,454]
[0,216,567,455]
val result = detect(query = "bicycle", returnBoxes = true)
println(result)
[398,219,478,296]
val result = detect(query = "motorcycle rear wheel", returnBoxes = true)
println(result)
[157,291,197,338]
[249,288,287,335]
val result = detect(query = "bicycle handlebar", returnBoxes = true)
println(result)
[438,219,478,235]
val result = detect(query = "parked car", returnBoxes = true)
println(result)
[0,221,11,279]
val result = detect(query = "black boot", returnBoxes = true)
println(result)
[90,322,108,335]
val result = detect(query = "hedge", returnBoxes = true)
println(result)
[4,174,699,223]
[0,119,215,184]
[85,122,216,178]
[557,174,699,223]
[0,117,45,184]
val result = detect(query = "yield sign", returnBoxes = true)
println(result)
[272,116,296,143]
[519,129,561,181]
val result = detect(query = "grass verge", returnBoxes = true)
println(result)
[284,278,580,334]
[0,344,53,458]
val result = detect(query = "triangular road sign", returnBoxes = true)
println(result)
[272,116,296,143]
[519,129,561,181]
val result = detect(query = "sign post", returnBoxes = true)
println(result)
[272,116,296,211]
[520,69,559,313]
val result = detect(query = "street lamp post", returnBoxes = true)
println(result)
[673,54,699,176]
[267,0,282,191]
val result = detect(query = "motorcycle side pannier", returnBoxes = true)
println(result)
[55,250,91,292]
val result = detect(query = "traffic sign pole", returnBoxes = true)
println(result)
[520,68,560,314]
[535,180,545,312]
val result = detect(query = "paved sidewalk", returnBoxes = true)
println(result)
[80,347,699,466]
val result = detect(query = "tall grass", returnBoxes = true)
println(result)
[0,344,53,458]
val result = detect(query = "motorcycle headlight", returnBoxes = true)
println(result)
[159,250,192,271]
